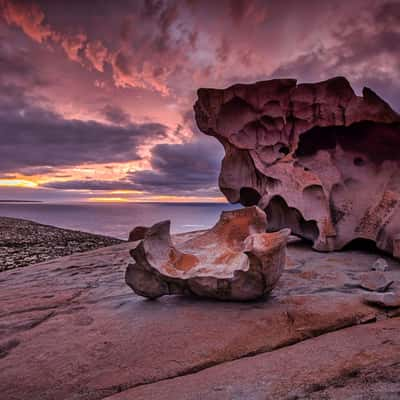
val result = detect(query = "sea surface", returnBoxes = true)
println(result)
[0,202,241,240]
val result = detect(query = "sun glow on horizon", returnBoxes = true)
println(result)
[0,179,38,188]
[86,195,227,203]
[88,197,131,203]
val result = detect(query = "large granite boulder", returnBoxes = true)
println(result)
[126,207,290,301]
[194,77,400,257]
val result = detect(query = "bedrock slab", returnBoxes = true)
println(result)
[107,317,400,400]
[1,234,400,400]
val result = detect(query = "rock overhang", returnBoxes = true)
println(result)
[194,76,400,257]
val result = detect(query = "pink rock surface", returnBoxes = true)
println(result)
[194,77,400,257]
[1,235,400,400]
[106,317,400,400]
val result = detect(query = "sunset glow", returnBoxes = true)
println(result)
[0,179,38,188]
[88,197,131,203]
[0,0,398,203]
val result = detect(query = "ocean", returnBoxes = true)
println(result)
[0,202,241,240]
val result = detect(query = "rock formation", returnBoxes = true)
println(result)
[126,207,290,301]
[128,226,149,242]
[194,76,400,257]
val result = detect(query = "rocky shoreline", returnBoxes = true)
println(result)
[0,216,123,271]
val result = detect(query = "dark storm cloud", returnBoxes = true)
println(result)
[4,0,397,101]
[43,137,224,196]
[272,1,400,110]
[0,42,168,173]
[128,138,222,194]
[0,109,167,172]
[43,180,137,191]
[102,105,132,125]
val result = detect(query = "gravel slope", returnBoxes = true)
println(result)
[0,216,123,271]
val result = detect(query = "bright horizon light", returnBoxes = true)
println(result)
[0,179,38,188]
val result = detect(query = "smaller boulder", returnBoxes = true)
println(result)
[128,226,149,242]
[126,206,290,301]
[359,271,393,292]
[371,258,389,272]
[363,292,400,308]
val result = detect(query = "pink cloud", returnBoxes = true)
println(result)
[0,0,52,42]
[61,33,87,63]
[111,50,170,95]
[85,40,109,72]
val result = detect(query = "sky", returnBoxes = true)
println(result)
[0,0,399,203]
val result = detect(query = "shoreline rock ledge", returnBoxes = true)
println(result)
[126,206,290,301]
[194,76,400,258]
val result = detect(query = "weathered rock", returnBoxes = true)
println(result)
[394,234,400,259]
[128,226,149,242]
[1,235,400,400]
[372,257,389,271]
[364,291,400,307]
[126,207,290,301]
[106,318,400,400]
[359,271,393,292]
[194,77,400,258]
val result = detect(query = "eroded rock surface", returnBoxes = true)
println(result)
[128,226,148,242]
[126,207,290,301]
[359,271,393,292]
[194,77,400,257]
[1,236,400,400]
[364,291,400,308]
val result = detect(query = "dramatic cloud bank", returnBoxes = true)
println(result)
[0,0,398,201]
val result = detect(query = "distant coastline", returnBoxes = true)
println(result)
[0,200,43,203]
[0,202,239,239]
[0,216,123,271]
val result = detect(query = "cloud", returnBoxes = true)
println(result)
[0,41,169,173]
[0,108,168,172]
[110,50,170,95]
[102,105,131,125]
[1,1,109,76]
[0,0,52,42]
[1,0,400,203]
[43,136,224,197]
[85,40,108,72]
[60,32,87,63]
[42,179,137,191]
[127,138,222,195]
[271,1,400,110]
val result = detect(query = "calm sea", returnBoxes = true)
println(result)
[0,202,241,240]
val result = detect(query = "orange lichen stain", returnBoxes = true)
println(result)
[166,249,199,272]
[261,234,282,248]
[163,264,179,276]
[219,215,258,249]
[213,250,238,265]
